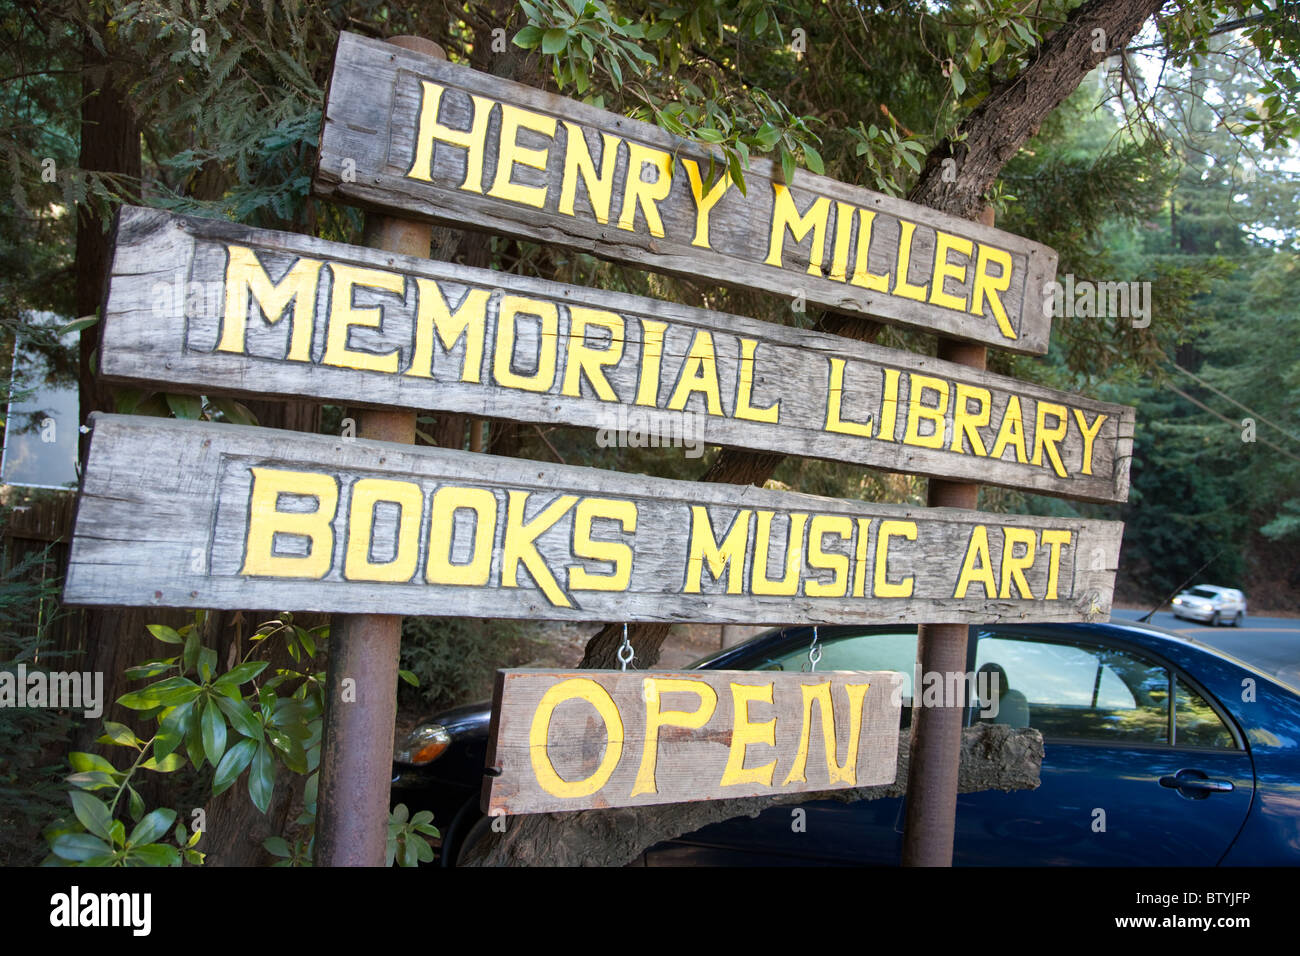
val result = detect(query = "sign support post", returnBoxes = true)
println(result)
[314,34,443,868]
[901,210,995,867]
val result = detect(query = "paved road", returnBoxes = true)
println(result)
[1112,608,1300,690]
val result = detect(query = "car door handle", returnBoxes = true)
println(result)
[1160,770,1234,796]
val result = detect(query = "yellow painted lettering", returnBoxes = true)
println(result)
[617,142,672,237]
[568,497,636,592]
[735,338,779,423]
[322,263,406,373]
[493,296,559,393]
[719,683,776,788]
[806,514,852,598]
[634,319,667,407]
[240,468,338,579]
[682,158,733,249]
[849,210,891,292]
[425,486,497,586]
[558,123,620,223]
[892,222,930,301]
[1073,408,1108,477]
[874,520,916,598]
[950,383,991,455]
[902,373,949,450]
[684,506,751,594]
[409,280,488,381]
[561,307,624,401]
[990,394,1028,463]
[1031,401,1069,477]
[218,247,323,361]
[343,478,423,583]
[751,511,807,597]
[502,491,577,607]
[666,329,723,416]
[999,527,1038,599]
[1041,528,1073,600]
[405,81,494,192]
[825,358,872,437]
[929,231,973,311]
[971,244,1017,339]
[783,682,872,785]
[631,678,717,796]
[764,184,830,277]
[529,678,623,798]
[487,102,555,208]
[954,525,996,599]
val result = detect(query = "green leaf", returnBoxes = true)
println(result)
[59,314,99,336]
[397,669,420,688]
[215,660,270,689]
[212,737,257,796]
[140,752,186,773]
[98,721,142,749]
[69,752,117,775]
[148,624,184,645]
[165,393,202,420]
[248,743,275,813]
[215,694,262,739]
[126,844,180,866]
[118,676,201,710]
[201,698,228,766]
[128,808,176,848]
[803,144,824,175]
[512,25,544,48]
[154,700,195,761]
[198,647,217,683]
[127,786,145,823]
[542,28,568,54]
[951,70,966,96]
[263,836,291,858]
[52,832,114,863]
[780,148,796,185]
[66,771,116,791]
[70,791,115,842]
[208,398,258,426]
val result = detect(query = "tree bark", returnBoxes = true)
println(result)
[463,723,1042,866]
[908,0,1166,219]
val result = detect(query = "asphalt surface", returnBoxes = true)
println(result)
[1112,607,1300,691]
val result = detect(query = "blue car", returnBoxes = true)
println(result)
[391,619,1300,865]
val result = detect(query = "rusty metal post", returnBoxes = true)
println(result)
[900,208,994,867]
[314,34,444,868]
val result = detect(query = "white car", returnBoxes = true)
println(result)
[1171,585,1247,626]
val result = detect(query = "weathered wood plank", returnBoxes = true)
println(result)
[314,31,1058,354]
[64,415,1123,624]
[482,668,904,814]
[101,205,1130,503]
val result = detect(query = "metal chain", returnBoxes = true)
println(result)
[807,625,822,672]
[617,622,634,671]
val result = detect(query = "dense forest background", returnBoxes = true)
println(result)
[1,0,1297,865]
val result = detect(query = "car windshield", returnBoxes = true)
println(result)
[1189,587,1219,599]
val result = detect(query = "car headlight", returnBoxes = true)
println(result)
[1172,597,1182,604]
[395,723,453,765]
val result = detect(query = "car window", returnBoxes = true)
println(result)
[975,633,1170,743]
[1189,588,1219,599]
[756,631,917,728]
[1174,678,1236,749]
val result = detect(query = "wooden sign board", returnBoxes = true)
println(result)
[315,31,1058,355]
[101,205,1131,503]
[483,668,905,815]
[64,414,1123,624]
